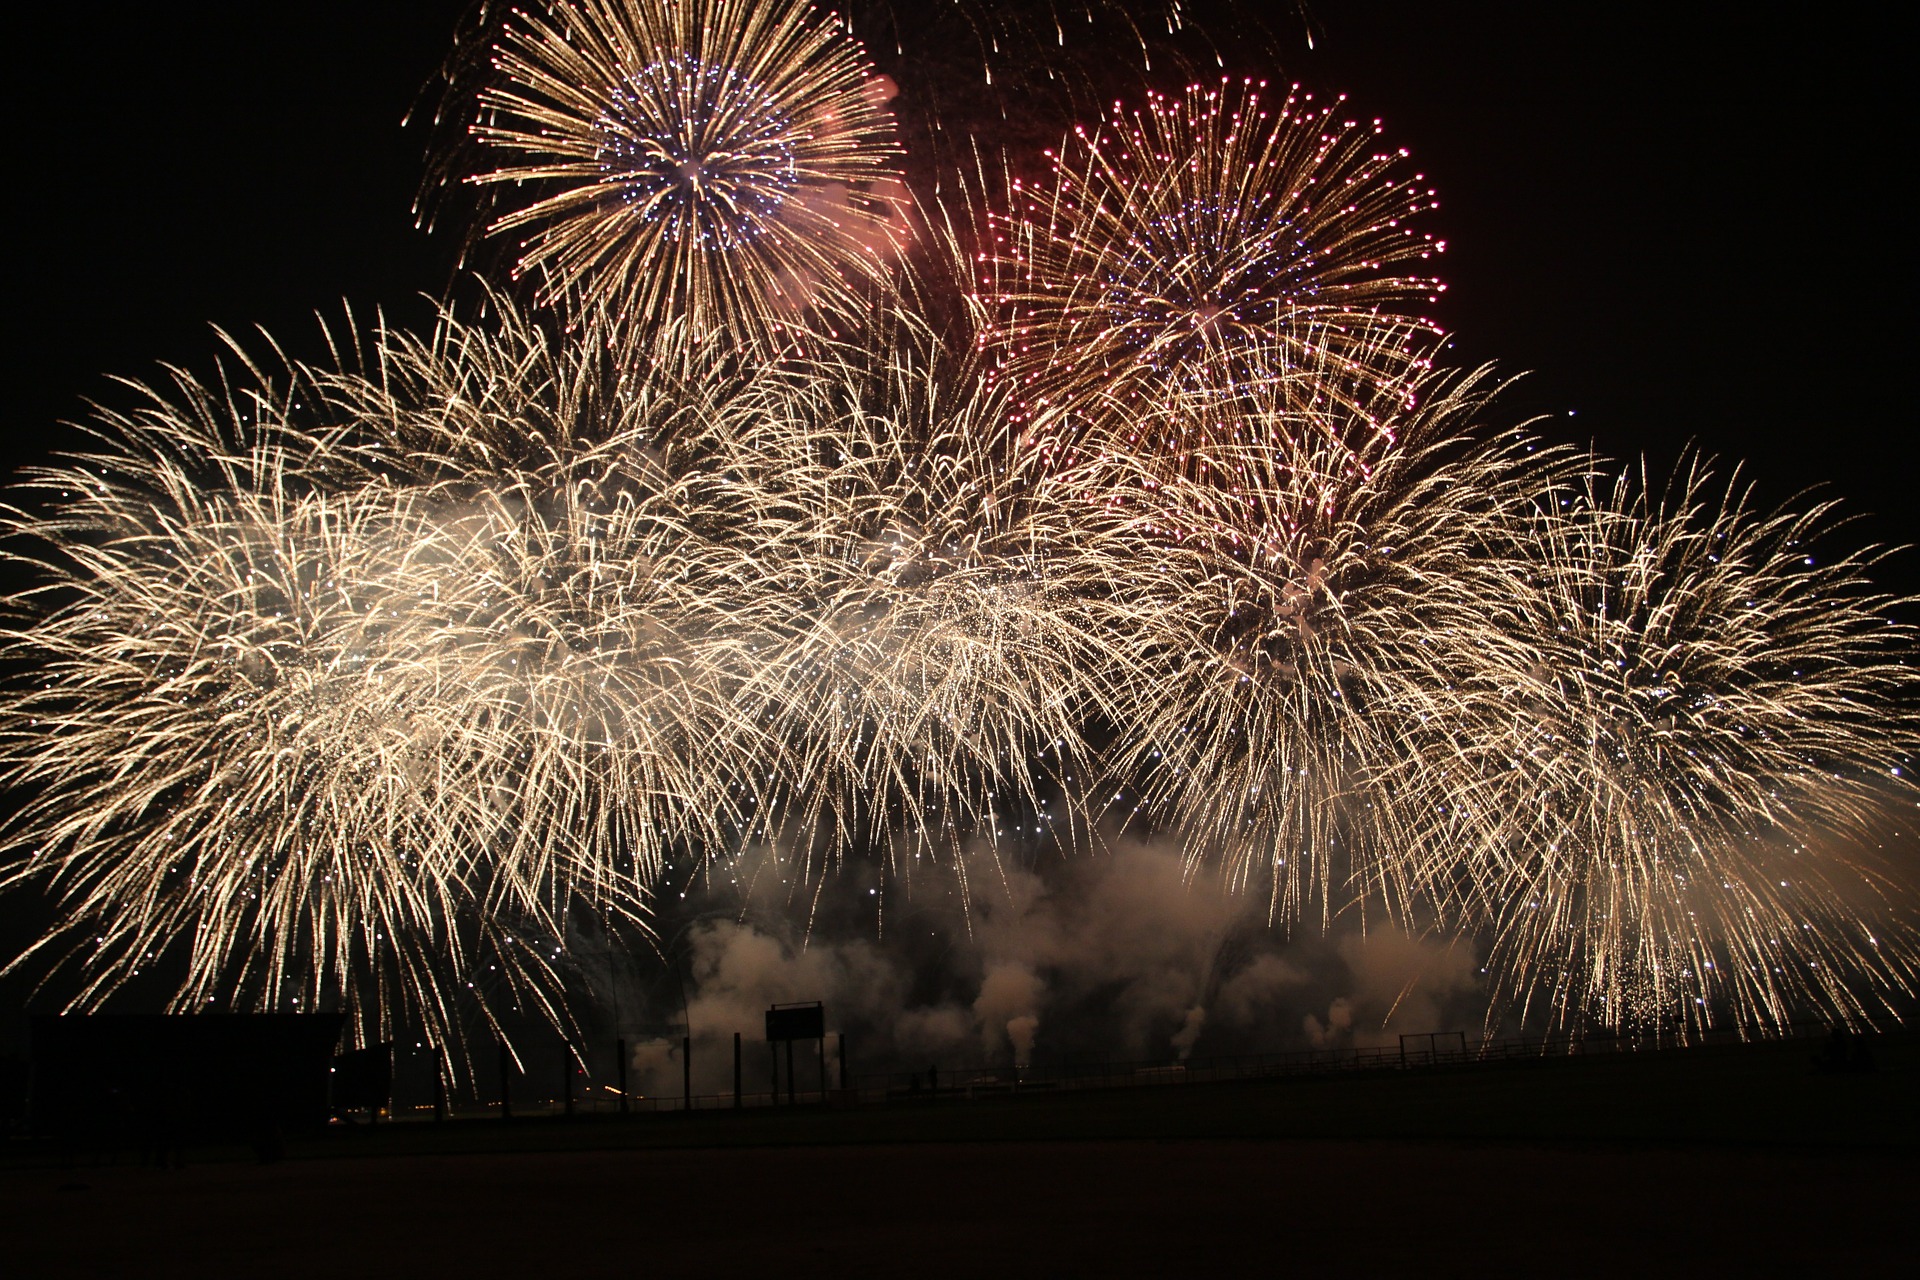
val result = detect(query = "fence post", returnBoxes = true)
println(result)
[682,1035,692,1114]
[562,1043,574,1118]
[733,1032,742,1109]
[616,1038,629,1114]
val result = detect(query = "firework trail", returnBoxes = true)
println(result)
[972,77,1444,455]
[0,299,803,1056]
[5,304,1914,1052]
[463,0,911,348]
[1448,460,1920,1034]
[3,3,1917,1059]
[688,313,1106,881]
[836,1,1269,185]
[1066,367,1576,926]
[315,306,743,900]
[0,294,1094,1054]
[0,350,576,1053]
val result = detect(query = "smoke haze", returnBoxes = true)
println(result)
[601,839,1489,1094]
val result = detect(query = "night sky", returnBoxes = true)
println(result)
[5,0,1908,557]
[11,1,1911,582]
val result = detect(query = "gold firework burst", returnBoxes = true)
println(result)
[1458,459,1920,1033]
[469,0,911,348]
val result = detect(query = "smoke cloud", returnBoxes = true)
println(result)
[602,838,1491,1095]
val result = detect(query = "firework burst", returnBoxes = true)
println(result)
[974,77,1445,451]
[690,315,1105,879]
[0,356,576,1051]
[0,300,796,1055]
[1447,460,1920,1033]
[1067,368,1574,925]
[467,0,910,348]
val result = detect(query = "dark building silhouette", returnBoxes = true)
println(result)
[31,1013,343,1160]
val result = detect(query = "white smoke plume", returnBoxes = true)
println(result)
[607,838,1490,1095]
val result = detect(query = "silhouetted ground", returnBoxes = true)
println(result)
[3,1036,1914,1274]
[4,1138,1912,1276]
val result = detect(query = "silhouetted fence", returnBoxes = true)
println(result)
[356,1018,1873,1122]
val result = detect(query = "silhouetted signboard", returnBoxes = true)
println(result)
[765,1002,824,1041]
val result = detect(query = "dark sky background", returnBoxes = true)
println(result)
[0,2,1912,1044]
[9,1,1912,581]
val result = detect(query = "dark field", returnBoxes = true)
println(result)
[4,1037,1914,1276]
[7,1138,1913,1277]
